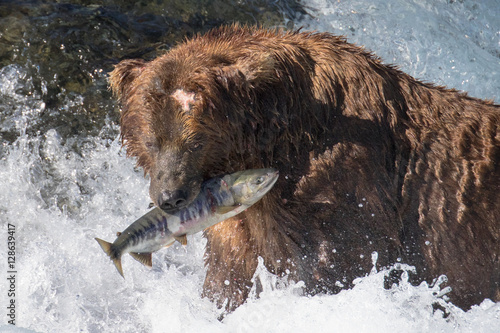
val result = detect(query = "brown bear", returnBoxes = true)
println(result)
[109,25,500,312]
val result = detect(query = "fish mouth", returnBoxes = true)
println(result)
[260,169,279,193]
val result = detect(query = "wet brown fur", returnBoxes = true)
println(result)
[109,25,500,311]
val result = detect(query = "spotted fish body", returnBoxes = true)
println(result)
[95,168,279,277]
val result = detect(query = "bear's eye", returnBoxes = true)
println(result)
[145,141,158,152]
[188,142,203,153]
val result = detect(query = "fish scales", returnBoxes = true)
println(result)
[95,168,279,277]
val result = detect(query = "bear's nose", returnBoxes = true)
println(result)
[158,189,188,211]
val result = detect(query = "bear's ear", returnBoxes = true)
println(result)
[109,59,146,99]
[215,52,276,91]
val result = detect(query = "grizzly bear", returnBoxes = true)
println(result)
[109,25,500,311]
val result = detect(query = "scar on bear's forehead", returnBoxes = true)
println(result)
[172,89,196,113]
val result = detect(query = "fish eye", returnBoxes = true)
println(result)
[255,176,264,185]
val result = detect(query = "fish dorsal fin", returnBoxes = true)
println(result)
[174,234,188,246]
[129,252,152,268]
[216,205,239,215]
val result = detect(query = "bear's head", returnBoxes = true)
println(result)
[109,36,281,211]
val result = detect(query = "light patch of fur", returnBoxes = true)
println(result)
[172,89,196,113]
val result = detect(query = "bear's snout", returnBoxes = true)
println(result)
[148,147,203,212]
[149,172,201,212]
[157,188,189,211]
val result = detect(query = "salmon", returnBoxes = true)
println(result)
[95,168,279,277]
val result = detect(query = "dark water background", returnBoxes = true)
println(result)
[0,0,306,145]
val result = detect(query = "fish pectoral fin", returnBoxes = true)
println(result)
[215,204,240,215]
[129,252,153,268]
[174,234,188,246]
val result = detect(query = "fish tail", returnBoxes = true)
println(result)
[95,238,124,278]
